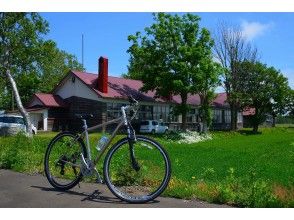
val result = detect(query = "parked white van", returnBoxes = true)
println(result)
[139,120,168,134]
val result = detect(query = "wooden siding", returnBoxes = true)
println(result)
[65,96,107,132]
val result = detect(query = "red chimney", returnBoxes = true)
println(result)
[98,56,108,93]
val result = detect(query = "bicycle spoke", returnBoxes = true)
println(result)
[104,136,171,203]
[45,133,86,190]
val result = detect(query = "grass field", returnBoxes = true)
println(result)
[0,127,293,207]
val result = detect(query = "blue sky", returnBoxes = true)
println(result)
[41,12,294,89]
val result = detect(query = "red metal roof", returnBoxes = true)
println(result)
[213,92,228,107]
[243,108,255,116]
[71,71,229,107]
[33,93,67,108]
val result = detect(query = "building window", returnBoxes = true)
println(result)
[138,105,153,120]
[213,109,222,123]
[170,114,178,122]
[187,108,198,123]
[224,110,231,123]
[237,112,243,123]
[153,105,169,122]
[107,102,125,120]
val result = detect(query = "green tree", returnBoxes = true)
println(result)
[37,40,84,93]
[126,13,220,131]
[195,57,221,132]
[213,22,258,131]
[0,12,49,135]
[0,78,9,110]
[238,61,290,133]
[0,16,84,114]
[15,72,41,108]
[269,84,293,127]
[286,89,294,117]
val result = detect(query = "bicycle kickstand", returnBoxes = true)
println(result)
[94,168,104,184]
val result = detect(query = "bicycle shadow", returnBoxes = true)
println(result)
[30,185,159,205]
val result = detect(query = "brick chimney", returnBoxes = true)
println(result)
[98,56,108,93]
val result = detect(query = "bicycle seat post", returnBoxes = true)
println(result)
[82,119,87,130]
[82,119,91,160]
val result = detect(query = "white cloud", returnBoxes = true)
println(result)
[241,21,274,41]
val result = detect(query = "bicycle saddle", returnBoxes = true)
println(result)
[74,113,94,120]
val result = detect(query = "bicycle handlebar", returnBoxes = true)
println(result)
[120,96,139,125]
[128,95,138,106]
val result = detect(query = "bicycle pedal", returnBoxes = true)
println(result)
[95,178,104,184]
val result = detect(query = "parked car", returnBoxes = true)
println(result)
[0,115,37,135]
[139,120,168,134]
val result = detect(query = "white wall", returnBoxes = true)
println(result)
[29,109,48,131]
[29,98,43,107]
[43,109,48,131]
[29,113,42,129]
[55,74,100,101]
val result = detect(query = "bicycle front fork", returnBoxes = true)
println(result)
[127,123,140,171]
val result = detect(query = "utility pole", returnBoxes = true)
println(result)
[82,34,84,68]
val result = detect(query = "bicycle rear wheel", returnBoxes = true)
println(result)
[104,136,171,203]
[44,132,87,190]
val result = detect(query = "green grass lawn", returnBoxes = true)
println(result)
[0,127,293,207]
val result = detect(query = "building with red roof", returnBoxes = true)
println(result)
[27,56,243,131]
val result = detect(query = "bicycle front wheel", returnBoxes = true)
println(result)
[104,136,171,203]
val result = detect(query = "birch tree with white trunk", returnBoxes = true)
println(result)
[0,13,48,136]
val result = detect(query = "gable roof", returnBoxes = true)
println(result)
[70,71,229,107]
[29,93,68,108]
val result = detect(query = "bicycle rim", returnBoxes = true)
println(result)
[45,133,85,189]
[104,136,171,203]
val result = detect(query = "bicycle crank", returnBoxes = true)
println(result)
[80,154,95,177]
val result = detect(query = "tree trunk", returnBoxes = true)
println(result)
[181,94,188,132]
[202,119,208,134]
[5,69,32,136]
[252,123,259,133]
[233,108,238,130]
[230,104,235,131]
[181,110,187,132]
[229,103,238,131]
[251,108,259,133]
[11,89,14,111]
[272,115,276,127]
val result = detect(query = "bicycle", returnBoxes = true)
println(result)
[44,96,171,203]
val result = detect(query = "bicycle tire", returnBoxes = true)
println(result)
[103,135,171,203]
[44,131,87,191]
